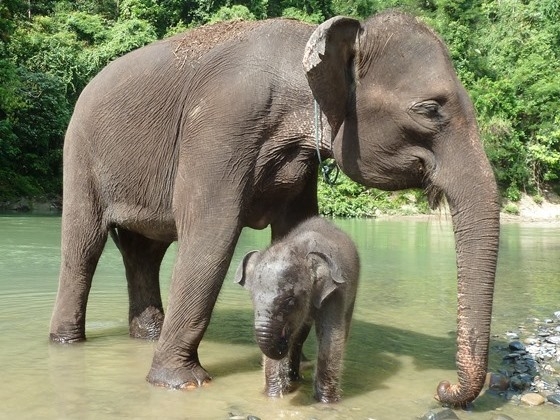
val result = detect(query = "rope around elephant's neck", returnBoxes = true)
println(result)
[314,99,339,186]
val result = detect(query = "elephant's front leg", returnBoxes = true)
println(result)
[146,222,241,389]
[263,355,292,397]
[288,321,312,382]
[313,303,347,403]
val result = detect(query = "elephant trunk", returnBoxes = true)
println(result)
[433,128,500,407]
[254,317,289,360]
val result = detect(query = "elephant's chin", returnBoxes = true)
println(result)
[255,322,290,360]
[258,337,289,360]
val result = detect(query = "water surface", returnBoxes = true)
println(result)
[1,215,559,419]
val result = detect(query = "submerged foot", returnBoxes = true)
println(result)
[146,362,212,389]
[129,306,164,340]
[49,323,86,343]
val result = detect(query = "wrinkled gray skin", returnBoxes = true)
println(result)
[50,11,499,407]
[235,217,359,403]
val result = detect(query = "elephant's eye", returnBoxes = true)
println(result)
[283,297,297,309]
[410,100,442,119]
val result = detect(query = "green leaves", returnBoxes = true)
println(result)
[318,171,430,217]
[464,1,560,196]
[1,0,559,208]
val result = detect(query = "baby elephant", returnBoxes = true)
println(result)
[235,216,360,403]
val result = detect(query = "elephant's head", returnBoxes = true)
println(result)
[303,11,500,407]
[235,248,345,360]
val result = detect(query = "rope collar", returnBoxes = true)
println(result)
[314,99,339,186]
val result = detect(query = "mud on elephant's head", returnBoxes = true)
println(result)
[304,12,500,408]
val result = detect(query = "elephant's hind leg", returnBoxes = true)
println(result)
[50,204,108,343]
[112,228,170,340]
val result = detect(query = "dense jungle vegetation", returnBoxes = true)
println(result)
[1,0,559,216]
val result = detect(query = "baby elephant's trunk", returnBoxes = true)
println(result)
[255,318,289,360]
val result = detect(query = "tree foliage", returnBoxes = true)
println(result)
[0,0,559,213]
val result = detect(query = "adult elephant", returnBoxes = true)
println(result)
[50,11,499,408]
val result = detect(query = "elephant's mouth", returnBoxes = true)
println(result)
[424,182,445,210]
[415,150,445,210]
[268,336,289,359]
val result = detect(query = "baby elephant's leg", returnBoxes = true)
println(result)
[263,355,291,397]
[314,303,348,403]
[288,321,312,382]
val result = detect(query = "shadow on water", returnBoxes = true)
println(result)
[202,307,513,412]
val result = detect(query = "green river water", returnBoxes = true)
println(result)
[1,215,559,419]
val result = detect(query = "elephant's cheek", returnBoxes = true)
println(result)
[332,122,427,190]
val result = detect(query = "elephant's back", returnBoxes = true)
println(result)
[172,19,269,63]
[289,217,360,279]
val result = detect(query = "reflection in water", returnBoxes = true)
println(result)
[1,215,559,419]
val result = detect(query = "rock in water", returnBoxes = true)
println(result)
[520,392,546,406]
[490,415,514,420]
[487,372,510,391]
[508,341,525,351]
[547,393,560,405]
[419,408,460,420]
[490,414,513,420]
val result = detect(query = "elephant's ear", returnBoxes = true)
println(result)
[303,16,362,136]
[234,251,260,288]
[308,251,345,309]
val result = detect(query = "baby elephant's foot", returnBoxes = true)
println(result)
[314,383,341,403]
[265,380,299,398]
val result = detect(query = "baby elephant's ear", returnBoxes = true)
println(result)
[234,250,260,287]
[308,251,345,309]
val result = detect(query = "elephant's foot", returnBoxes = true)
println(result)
[49,323,86,343]
[313,383,340,404]
[129,306,164,340]
[265,372,299,397]
[146,361,211,389]
[265,381,298,398]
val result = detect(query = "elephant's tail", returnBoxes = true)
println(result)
[109,227,123,253]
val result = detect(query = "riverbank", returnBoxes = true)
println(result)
[2,192,560,223]
[488,310,560,409]
[374,193,560,225]
[500,193,560,224]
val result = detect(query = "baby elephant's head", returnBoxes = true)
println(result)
[235,246,346,360]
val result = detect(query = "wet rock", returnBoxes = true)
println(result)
[510,375,531,391]
[497,310,560,401]
[419,408,460,420]
[228,412,246,420]
[520,392,546,406]
[490,415,514,420]
[487,372,510,391]
[545,335,560,345]
[503,353,520,360]
[547,393,560,405]
[509,341,525,352]
[515,362,529,373]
